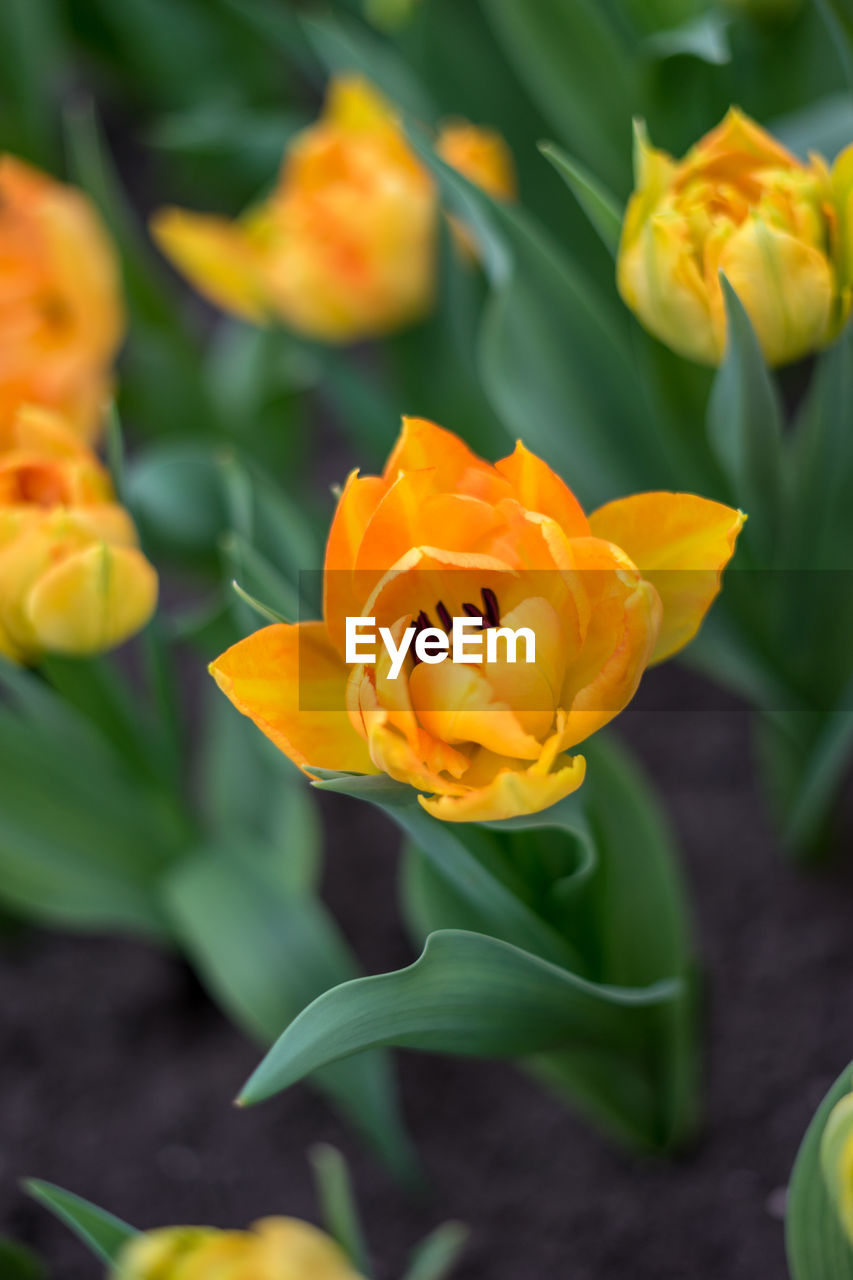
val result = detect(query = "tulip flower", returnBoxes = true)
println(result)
[617,108,850,367]
[113,1217,364,1279]
[0,405,157,662]
[0,156,125,443]
[212,418,743,823]
[151,76,515,342]
[436,121,517,203]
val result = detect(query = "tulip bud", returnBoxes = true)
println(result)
[617,109,848,367]
[0,405,157,662]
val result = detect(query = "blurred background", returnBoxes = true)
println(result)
[3,0,853,1276]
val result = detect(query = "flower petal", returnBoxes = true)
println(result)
[210,621,376,775]
[26,541,158,655]
[150,207,270,323]
[495,440,589,537]
[589,491,745,663]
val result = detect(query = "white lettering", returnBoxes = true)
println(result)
[452,615,484,664]
[379,625,416,680]
[486,626,535,664]
[415,627,450,664]
[346,616,376,665]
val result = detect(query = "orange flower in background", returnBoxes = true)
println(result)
[212,419,743,823]
[437,121,517,203]
[0,156,125,442]
[0,405,157,663]
[151,76,515,342]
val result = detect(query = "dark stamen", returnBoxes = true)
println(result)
[463,602,483,620]
[436,600,453,632]
[415,609,431,633]
[482,587,499,628]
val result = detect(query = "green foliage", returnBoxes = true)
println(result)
[243,735,697,1152]
[24,1181,137,1266]
[786,1062,853,1279]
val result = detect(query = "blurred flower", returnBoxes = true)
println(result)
[437,121,517,203]
[437,121,517,257]
[212,418,743,823]
[114,1217,364,1279]
[0,404,157,662]
[152,76,436,342]
[152,77,516,342]
[617,109,849,366]
[0,156,125,443]
[821,1088,853,1246]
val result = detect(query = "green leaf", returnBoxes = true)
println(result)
[537,142,623,258]
[642,12,731,64]
[301,11,435,121]
[0,663,185,937]
[0,0,64,165]
[707,275,783,563]
[25,1181,137,1266]
[126,441,228,565]
[309,1145,372,1277]
[482,0,636,195]
[402,1223,469,1280]
[239,928,681,1148]
[771,92,853,162]
[0,1237,45,1280]
[786,1061,853,1279]
[314,775,583,971]
[406,132,667,507]
[163,844,419,1183]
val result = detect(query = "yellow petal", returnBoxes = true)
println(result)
[26,542,158,655]
[322,74,398,132]
[589,491,745,663]
[150,207,270,323]
[210,621,377,776]
[419,732,586,822]
[436,122,517,202]
[717,214,834,365]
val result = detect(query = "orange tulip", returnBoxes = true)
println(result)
[212,420,743,823]
[436,121,517,203]
[152,77,515,342]
[0,405,157,662]
[0,156,125,443]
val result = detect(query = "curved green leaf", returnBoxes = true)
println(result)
[786,1061,853,1279]
[707,276,783,564]
[538,142,623,258]
[24,1181,137,1266]
[402,1223,469,1280]
[164,844,418,1184]
[239,928,681,1148]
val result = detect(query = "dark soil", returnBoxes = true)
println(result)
[3,667,853,1279]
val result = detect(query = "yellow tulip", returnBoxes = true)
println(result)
[113,1218,365,1280]
[0,155,125,443]
[0,405,157,662]
[151,76,516,342]
[211,418,743,823]
[618,108,850,366]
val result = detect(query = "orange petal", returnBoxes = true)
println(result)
[408,659,544,759]
[383,417,510,503]
[210,621,377,776]
[323,469,388,652]
[589,492,745,663]
[495,440,589,537]
[560,576,661,747]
